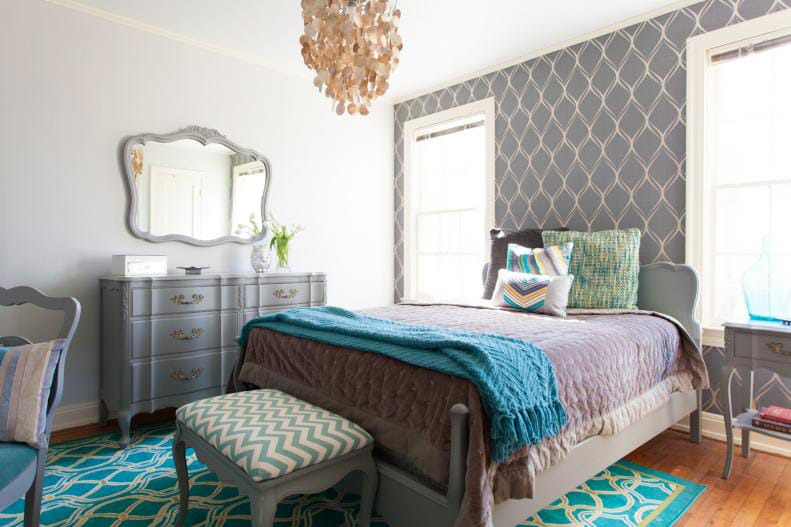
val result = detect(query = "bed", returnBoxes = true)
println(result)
[232,262,707,527]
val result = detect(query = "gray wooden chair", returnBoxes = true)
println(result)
[0,286,81,527]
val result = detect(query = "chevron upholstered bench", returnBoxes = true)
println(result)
[172,389,378,527]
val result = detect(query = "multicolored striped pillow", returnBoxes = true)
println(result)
[0,339,65,448]
[492,270,574,317]
[506,242,573,276]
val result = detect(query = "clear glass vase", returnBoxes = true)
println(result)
[742,236,791,322]
[250,243,271,273]
[274,240,290,272]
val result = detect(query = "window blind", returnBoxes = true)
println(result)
[415,120,484,143]
[710,32,791,65]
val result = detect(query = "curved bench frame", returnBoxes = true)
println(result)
[173,422,378,527]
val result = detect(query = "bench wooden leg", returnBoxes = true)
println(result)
[250,493,278,527]
[358,456,378,527]
[172,429,190,527]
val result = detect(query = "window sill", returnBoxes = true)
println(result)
[702,327,724,348]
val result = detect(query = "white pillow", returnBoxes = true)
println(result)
[491,269,574,317]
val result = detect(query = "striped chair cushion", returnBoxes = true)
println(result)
[0,339,65,448]
[176,390,373,482]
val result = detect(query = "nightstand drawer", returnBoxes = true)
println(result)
[733,330,791,363]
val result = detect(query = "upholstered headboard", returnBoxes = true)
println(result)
[481,262,702,349]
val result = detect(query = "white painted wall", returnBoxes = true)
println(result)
[0,0,394,407]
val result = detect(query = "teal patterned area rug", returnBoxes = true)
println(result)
[520,460,705,527]
[0,424,705,526]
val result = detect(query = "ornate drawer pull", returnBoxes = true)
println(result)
[766,342,790,356]
[170,293,205,305]
[170,328,204,341]
[273,288,298,300]
[170,368,203,381]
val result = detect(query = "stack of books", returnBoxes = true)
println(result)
[752,406,791,435]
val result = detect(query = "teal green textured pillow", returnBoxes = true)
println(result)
[541,229,641,309]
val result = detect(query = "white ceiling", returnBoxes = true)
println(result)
[68,0,690,101]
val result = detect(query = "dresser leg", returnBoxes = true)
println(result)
[721,366,735,479]
[118,408,131,449]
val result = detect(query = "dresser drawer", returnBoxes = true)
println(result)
[131,349,236,402]
[244,282,311,308]
[130,312,238,359]
[733,330,791,364]
[132,286,222,316]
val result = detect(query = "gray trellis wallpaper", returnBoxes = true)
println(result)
[393,0,791,415]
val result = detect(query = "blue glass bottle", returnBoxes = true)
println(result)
[742,236,791,322]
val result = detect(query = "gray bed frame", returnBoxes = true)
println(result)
[236,261,704,527]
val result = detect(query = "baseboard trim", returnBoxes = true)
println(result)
[52,401,115,431]
[674,411,791,458]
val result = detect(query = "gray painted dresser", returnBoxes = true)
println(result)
[99,272,326,447]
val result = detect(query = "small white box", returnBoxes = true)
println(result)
[112,255,168,276]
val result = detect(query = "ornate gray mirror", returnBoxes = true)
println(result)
[123,126,271,246]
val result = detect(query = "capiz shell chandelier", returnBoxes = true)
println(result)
[300,0,402,116]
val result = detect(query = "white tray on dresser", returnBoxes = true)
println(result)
[99,272,326,448]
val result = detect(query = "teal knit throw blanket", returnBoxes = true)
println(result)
[239,306,567,462]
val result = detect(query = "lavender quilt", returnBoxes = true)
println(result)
[237,303,708,527]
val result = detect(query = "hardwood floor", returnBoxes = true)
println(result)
[52,420,790,526]
[623,430,791,526]
[51,408,175,443]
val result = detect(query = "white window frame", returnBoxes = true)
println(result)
[402,97,496,302]
[231,160,266,229]
[687,9,791,347]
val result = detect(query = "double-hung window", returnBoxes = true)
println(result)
[688,11,791,345]
[403,98,495,302]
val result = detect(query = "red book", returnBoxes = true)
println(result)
[758,406,791,425]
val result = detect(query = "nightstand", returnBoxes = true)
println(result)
[721,321,791,479]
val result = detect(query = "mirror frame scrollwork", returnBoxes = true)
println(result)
[122,125,271,247]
